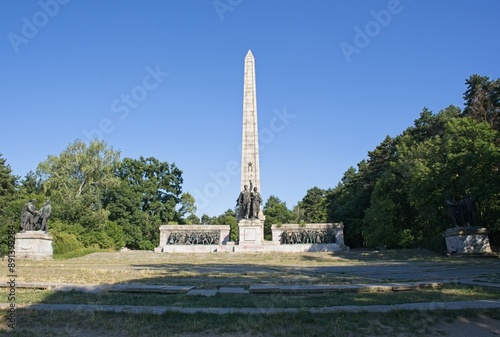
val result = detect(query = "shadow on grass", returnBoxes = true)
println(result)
[3,285,500,337]
[3,247,500,336]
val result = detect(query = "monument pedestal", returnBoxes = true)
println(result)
[444,226,492,254]
[15,231,53,259]
[238,219,264,245]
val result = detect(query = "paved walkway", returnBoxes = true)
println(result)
[3,279,500,315]
[1,280,459,295]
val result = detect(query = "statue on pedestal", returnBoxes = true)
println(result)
[20,199,37,231]
[446,194,478,227]
[237,181,253,220]
[250,186,262,220]
[34,200,52,232]
[20,199,51,232]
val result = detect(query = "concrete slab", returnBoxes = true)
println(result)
[110,284,193,294]
[356,284,394,292]
[305,285,339,293]
[411,281,445,289]
[279,285,309,294]
[218,287,249,294]
[54,284,109,293]
[249,284,281,293]
[386,283,416,291]
[333,285,364,292]
[187,289,218,297]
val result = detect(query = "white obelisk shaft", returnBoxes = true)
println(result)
[240,50,261,195]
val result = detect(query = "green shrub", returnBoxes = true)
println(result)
[52,231,83,256]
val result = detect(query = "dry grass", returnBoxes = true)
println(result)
[3,249,497,286]
[1,250,500,336]
[4,251,371,285]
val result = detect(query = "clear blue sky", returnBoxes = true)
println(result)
[1,0,499,217]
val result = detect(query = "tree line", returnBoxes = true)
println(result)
[1,74,498,255]
[263,74,500,250]
[0,141,197,256]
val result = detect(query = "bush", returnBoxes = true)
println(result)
[52,231,83,256]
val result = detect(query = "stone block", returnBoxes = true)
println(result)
[218,287,249,294]
[15,231,53,259]
[238,219,264,245]
[305,285,339,293]
[187,289,217,297]
[249,284,280,293]
[334,285,362,293]
[444,227,492,254]
[110,284,193,294]
[279,285,308,294]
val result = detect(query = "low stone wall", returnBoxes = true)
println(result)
[155,223,348,253]
[155,225,230,253]
[271,223,346,247]
[444,226,492,254]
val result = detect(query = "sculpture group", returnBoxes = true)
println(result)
[281,229,337,244]
[20,199,51,232]
[446,194,478,227]
[167,231,220,245]
[236,180,262,220]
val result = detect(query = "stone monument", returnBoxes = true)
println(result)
[15,199,53,259]
[236,50,265,245]
[155,50,347,253]
[444,195,491,255]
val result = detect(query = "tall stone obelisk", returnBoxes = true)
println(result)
[236,50,265,246]
[240,50,261,194]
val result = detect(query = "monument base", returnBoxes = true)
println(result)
[233,243,342,253]
[154,222,348,253]
[238,219,264,245]
[444,226,492,254]
[15,231,53,259]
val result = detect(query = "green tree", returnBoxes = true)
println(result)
[36,139,123,250]
[38,139,120,200]
[406,118,500,235]
[327,166,368,248]
[19,171,42,195]
[363,170,416,249]
[178,192,197,223]
[103,156,184,249]
[201,214,215,224]
[463,75,500,130]
[263,196,295,240]
[296,187,328,223]
[184,213,200,225]
[327,136,397,248]
[0,153,18,210]
[0,153,19,256]
[217,209,238,241]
